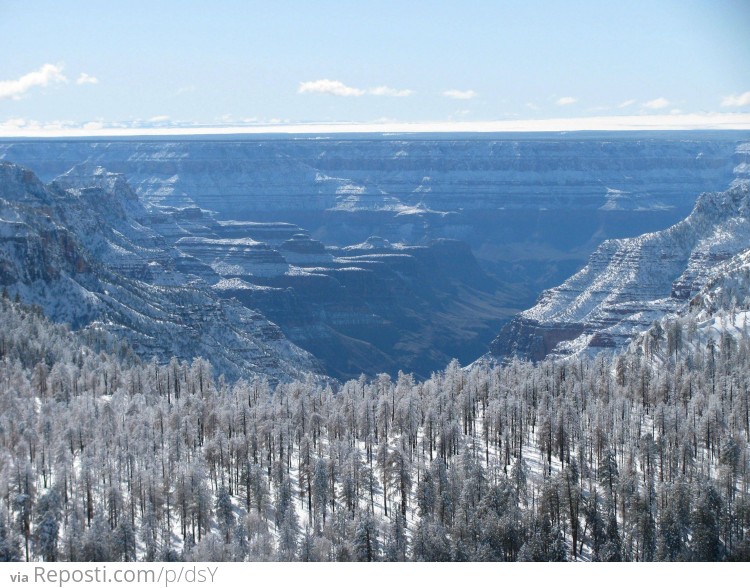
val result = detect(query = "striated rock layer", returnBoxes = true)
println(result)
[0,161,320,382]
[0,161,522,380]
[2,132,747,298]
[0,133,744,214]
[491,181,750,361]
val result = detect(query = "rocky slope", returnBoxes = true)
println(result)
[491,180,750,361]
[624,245,750,368]
[0,161,319,382]
[0,161,521,380]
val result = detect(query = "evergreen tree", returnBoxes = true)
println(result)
[277,504,299,562]
[140,503,159,562]
[384,509,408,561]
[0,515,22,562]
[113,518,137,562]
[33,488,61,562]
[600,510,623,562]
[411,519,451,562]
[353,512,380,562]
[215,487,234,544]
[691,482,723,561]
[584,492,606,561]
[81,516,114,562]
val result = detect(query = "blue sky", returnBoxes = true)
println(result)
[2,0,750,134]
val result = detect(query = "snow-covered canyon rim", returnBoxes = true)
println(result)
[1,130,747,216]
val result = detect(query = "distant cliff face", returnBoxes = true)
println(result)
[491,181,750,361]
[1,132,745,306]
[218,237,521,380]
[0,134,743,214]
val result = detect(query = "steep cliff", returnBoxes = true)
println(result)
[0,134,742,214]
[491,180,750,360]
[0,161,319,381]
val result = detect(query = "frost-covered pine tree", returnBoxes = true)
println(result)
[32,488,61,562]
[353,512,379,562]
[215,487,234,544]
[0,514,22,562]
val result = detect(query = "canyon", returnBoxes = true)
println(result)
[1,132,748,377]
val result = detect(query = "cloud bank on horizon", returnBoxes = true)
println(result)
[1,59,749,136]
[3,112,750,138]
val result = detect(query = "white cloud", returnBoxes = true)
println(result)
[76,73,98,85]
[0,117,78,132]
[0,63,67,100]
[176,85,196,95]
[148,115,170,123]
[298,79,365,97]
[721,91,750,107]
[298,80,413,98]
[525,102,540,111]
[556,96,577,106]
[39,120,72,131]
[442,89,477,100]
[82,121,104,130]
[618,99,636,108]
[643,97,670,109]
[369,85,413,97]
[2,117,28,129]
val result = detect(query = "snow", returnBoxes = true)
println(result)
[212,278,279,292]
[512,183,750,359]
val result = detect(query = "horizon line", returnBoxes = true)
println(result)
[1,112,750,138]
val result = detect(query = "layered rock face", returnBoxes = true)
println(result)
[218,236,520,379]
[0,161,519,380]
[0,134,743,214]
[0,161,319,382]
[491,181,750,361]
[1,132,745,299]
[627,245,750,364]
[175,236,289,278]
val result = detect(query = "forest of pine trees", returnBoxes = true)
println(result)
[0,294,749,562]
